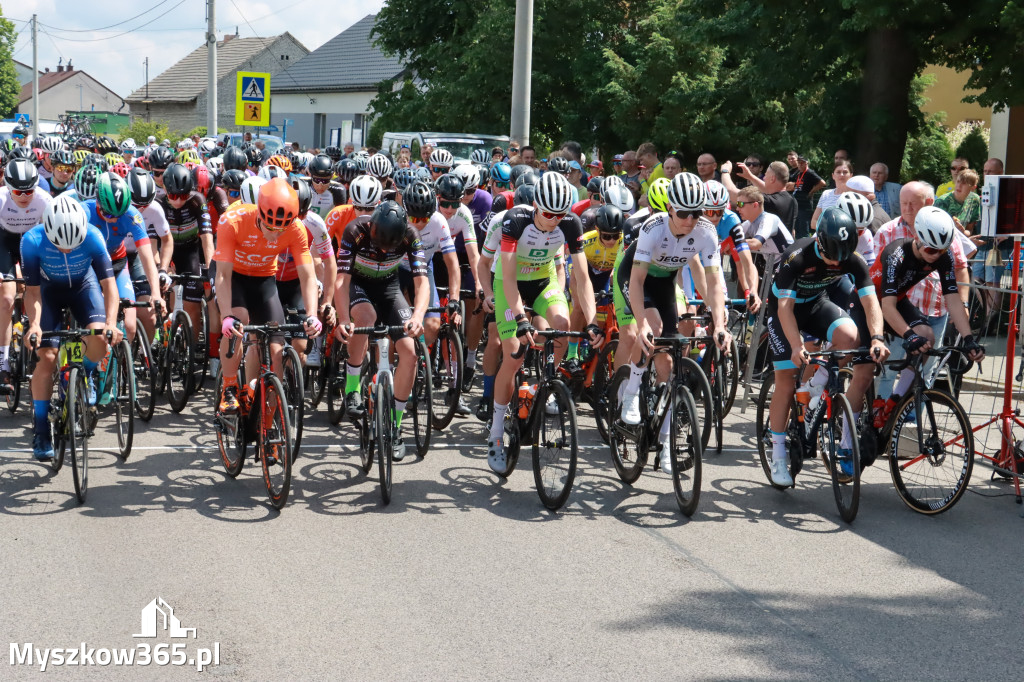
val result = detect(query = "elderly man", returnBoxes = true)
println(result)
[984,158,1004,177]
[847,175,891,233]
[721,159,798,233]
[620,150,642,186]
[696,153,719,182]
[874,181,971,403]
[343,141,355,157]
[869,162,902,218]
[637,142,664,193]
[937,157,969,198]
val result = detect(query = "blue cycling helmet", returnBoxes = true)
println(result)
[490,161,512,184]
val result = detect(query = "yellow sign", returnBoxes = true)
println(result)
[235,71,270,127]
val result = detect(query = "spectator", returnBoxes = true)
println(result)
[568,160,586,202]
[937,157,968,198]
[508,140,522,160]
[637,142,664,192]
[696,153,719,182]
[254,139,266,151]
[936,169,981,233]
[788,154,826,238]
[538,158,549,172]
[290,141,301,153]
[834,148,850,165]
[589,159,604,177]
[420,143,434,166]
[735,186,794,255]
[612,154,624,175]
[940,167,998,326]
[983,157,1004,178]
[620,151,642,185]
[810,159,854,230]
[785,150,799,171]
[521,145,538,167]
[343,142,355,157]
[846,175,891,234]
[243,132,253,143]
[491,146,504,163]
[662,155,682,182]
[721,159,797,233]
[869,162,902,218]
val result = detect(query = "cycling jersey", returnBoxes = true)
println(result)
[771,237,873,304]
[206,187,230,229]
[571,198,593,218]
[0,187,53,234]
[337,217,427,282]
[155,192,211,245]
[742,211,793,255]
[498,205,584,281]
[276,211,333,282]
[870,237,958,300]
[48,181,74,198]
[213,204,311,278]
[465,189,493,229]
[404,211,454,264]
[480,211,504,261]
[84,200,149,262]
[448,203,478,254]
[324,204,357,245]
[578,229,622,274]
[138,203,171,243]
[856,229,876,268]
[623,207,651,245]
[309,184,347,218]
[21,224,114,287]
[715,210,749,257]
[630,213,721,277]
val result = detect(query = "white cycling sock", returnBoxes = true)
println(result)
[624,362,643,395]
[893,369,914,398]
[490,402,508,442]
[0,345,8,370]
[659,412,672,440]
[841,412,859,449]
[465,353,476,371]
[771,430,788,463]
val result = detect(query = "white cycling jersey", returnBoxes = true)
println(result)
[403,211,454,267]
[633,212,720,277]
[0,187,53,235]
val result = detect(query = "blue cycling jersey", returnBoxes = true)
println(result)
[717,210,741,242]
[83,200,148,261]
[21,225,114,288]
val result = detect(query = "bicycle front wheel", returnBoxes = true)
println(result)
[68,368,89,503]
[375,374,394,505]
[132,326,156,421]
[259,375,293,510]
[213,370,244,478]
[678,355,713,451]
[326,349,346,426]
[889,389,974,515]
[755,374,787,489]
[410,338,433,457]
[670,383,703,517]
[606,366,646,484]
[281,345,305,459]
[532,380,578,510]
[166,312,194,413]
[431,329,464,431]
[590,338,617,445]
[818,394,860,523]
[113,340,136,460]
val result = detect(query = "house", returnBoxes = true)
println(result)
[126,33,308,134]
[17,62,124,121]
[272,14,405,148]
[13,60,39,87]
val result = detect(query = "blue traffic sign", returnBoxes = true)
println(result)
[241,76,266,102]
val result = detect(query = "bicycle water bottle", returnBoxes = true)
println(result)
[795,383,810,423]
[518,381,537,419]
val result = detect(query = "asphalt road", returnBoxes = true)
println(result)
[0,377,1022,680]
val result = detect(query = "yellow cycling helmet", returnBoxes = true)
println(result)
[647,177,671,213]
[73,149,90,166]
[104,151,122,167]
[176,149,201,165]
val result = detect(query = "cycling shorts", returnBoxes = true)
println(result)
[230,272,285,341]
[399,266,440,319]
[826,275,873,365]
[171,243,204,302]
[765,294,857,370]
[587,269,611,294]
[349,276,412,341]
[494,275,567,341]
[432,253,476,298]
[614,268,678,332]
[275,278,307,340]
[127,252,150,298]
[0,231,21,280]
[39,270,106,348]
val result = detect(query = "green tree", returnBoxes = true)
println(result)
[900,117,952,187]
[117,120,176,144]
[955,125,989,174]
[0,8,21,119]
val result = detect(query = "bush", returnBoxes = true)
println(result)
[901,118,953,187]
[117,120,176,144]
[954,123,988,173]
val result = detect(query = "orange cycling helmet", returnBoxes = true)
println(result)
[266,154,293,172]
[257,177,299,228]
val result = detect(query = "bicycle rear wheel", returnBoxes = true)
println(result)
[190,298,210,390]
[755,374,790,489]
[722,338,740,417]
[281,345,305,459]
[166,312,194,413]
[889,389,974,515]
[590,339,617,445]
[700,345,726,453]
[818,394,860,523]
[678,355,713,451]
[259,375,293,510]
[410,339,433,457]
[68,368,89,503]
[607,366,647,484]
[5,337,22,413]
[375,374,395,505]
[213,370,245,478]
[532,380,578,510]
[430,329,464,430]
[670,383,703,517]
[132,326,156,421]
[326,349,346,425]
[113,340,135,460]
[50,371,67,473]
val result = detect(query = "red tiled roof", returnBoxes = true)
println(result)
[18,69,78,104]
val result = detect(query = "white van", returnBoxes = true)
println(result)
[381,132,510,162]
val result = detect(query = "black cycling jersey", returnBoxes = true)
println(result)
[623,208,650,246]
[771,237,873,304]
[337,216,427,282]
[579,206,599,232]
[875,237,958,299]
[155,192,211,246]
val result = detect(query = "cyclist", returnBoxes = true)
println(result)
[307,154,347,217]
[487,172,603,472]
[326,174,382,250]
[221,169,247,206]
[428,149,454,181]
[47,149,78,198]
[120,139,137,168]
[702,179,760,311]
[0,158,53,390]
[489,162,512,195]
[215,178,322,413]
[148,146,175,193]
[615,173,733,473]
[22,196,122,460]
[335,200,429,462]
[764,208,889,487]
[127,168,173,339]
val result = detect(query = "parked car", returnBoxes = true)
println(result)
[381,131,510,163]
[219,133,285,154]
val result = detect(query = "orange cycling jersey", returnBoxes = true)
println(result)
[325,204,356,245]
[213,204,311,277]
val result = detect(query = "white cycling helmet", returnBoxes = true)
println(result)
[914,206,956,250]
[39,136,64,153]
[119,138,137,153]
[198,138,218,156]
[349,175,384,209]
[146,135,157,144]
[534,171,573,215]
[451,164,478,192]
[601,184,634,213]
[239,176,266,205]
[205,156,224,176]
[44,195,89,250]
[667,172,706,211]
[428,148,454,169]
[367,153,393,179]
[703,180,730,210]
[837,191,874,230]
[258,164,288,181]
[471,149,490,165]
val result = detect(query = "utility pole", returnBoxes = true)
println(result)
[509,0,533,146]
[207,0,217,136]
[144,57,149,99]
[31,14,39,139]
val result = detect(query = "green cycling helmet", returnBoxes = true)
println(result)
[96,171,132,218]
[647,177,671,213]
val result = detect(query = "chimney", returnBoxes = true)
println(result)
[56,64,63,73]
[66,60,73,71]
[222,34,234,44]
[44,67,50,73]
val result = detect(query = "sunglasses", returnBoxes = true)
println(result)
[509,148,519,153]
[439,200,461,209]
[613,161,622,165]
[599,232,618,241]
[153,170,165,177]
[540,158,548,163]
[12,134,24,140]
[311,176,331,184]
[735,201,759,208]
[464,188,476,196]
[168,192,189,201]
[55,165,76,174]
[228,189,240,197]
[950,166,966,172]
[431,166,448,173]
[674,209,701,220]
[10,188,34,197]
[539,210,566,220]
[493,181,509,189]
[704,209,724,217]
[409,215,429,224]
[920,244,946,256]
[745,162,762,167]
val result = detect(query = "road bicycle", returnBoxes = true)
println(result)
[426,288,465,430]
[4,281,30,413]
[154,273,210,412]
[606,334,704,517]
[89,299,149,459]
[756,349,864,523]
[213,321,303,510]
[279,308,306,456]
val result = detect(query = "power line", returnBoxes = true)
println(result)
[36,0,172,33]
[40,0,189,43]
[228,0,315,104]
[39,29,66,61]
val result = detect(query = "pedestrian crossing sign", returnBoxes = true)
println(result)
[235,71,270,126]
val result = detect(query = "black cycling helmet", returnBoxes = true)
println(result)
[335,158,360,183]
[5,158,38,191]
[290,177,313,217]
[594,205,624,235]
[434,173,464,202]
[221,168,246,192]
[222,146,247,171]
[509,164,533,187]
[85,153,108,172]
[514,169,539,189]
[586,176,604,196]
[244,147,262,167]
[324,146,342,162]
[96,136,117,154]
[403,180,436,219]
[815,207,859,262]
[547,157,570,175]
[149,146,174,170]
[370,200,408,250]
[513,183,536,207]
[162,163,193,195]
[127,167,158,206]
[50,149,75,168]
[12,125,28,139]
[308,154,333,179]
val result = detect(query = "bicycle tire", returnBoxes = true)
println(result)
[431,329,464,431]
[68,368,89,503]
[677,355,713,451]
[113,340,135,460]
[410,338,433,457]
[190,298,210,391]
[607,366,647,484]
[326,348,349,426]
[260,374,293,509]
[132,326,156,421]
[281,345,305,460]
[670,383,703,517]
[166,312,194,413]
[889,388,974,515]
[700,345,726,454]
[754,374,789,489]
[532,379,578,510]
[375,373,394,505]
[590,339,618,446]
[496,391,522,478]
[722,338,740,417]
[819,394,860,523]
[50,370,67,474]
[6,337,22,413]
[213,370,245,478]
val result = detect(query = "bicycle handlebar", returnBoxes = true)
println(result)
[225,322,306,358]
[885,344,971,373]
[510,329,586,359]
